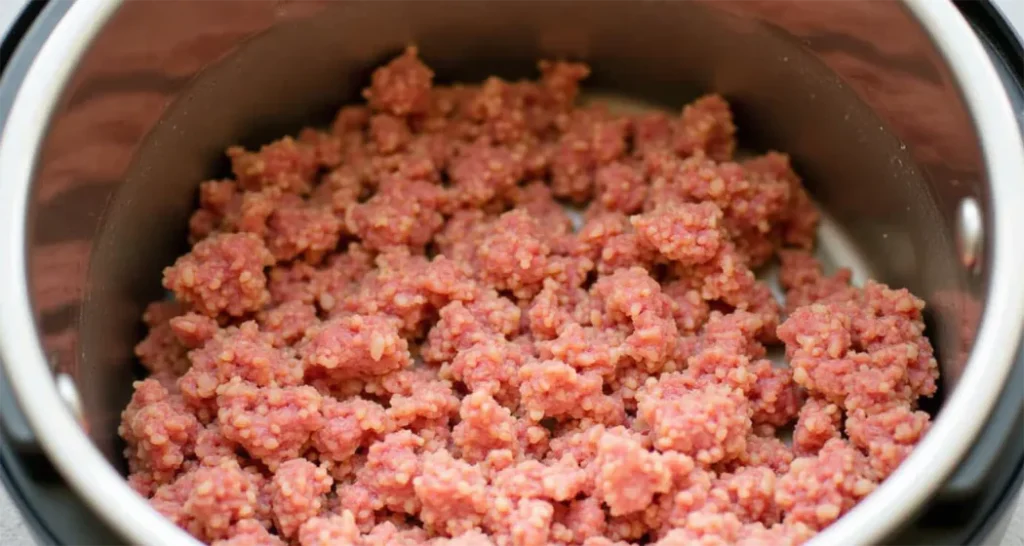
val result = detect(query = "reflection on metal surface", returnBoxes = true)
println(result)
[714,0,980,173]
[957,197,984,271]
[25,1,291,460]
[931,289,983,389]
[56,373,86,429]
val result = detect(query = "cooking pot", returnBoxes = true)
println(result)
[1,1,1022,544]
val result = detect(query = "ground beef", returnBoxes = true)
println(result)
[793,398,843,456]
[637,378,751,465]
[519,358,624,424]
[178,321,303,411]
[384,375,460,433]
[443,335,525,406]
[536,323,625,379]
[593,432,672,516]
[215,380,324,470]
[710,466,780,525]
[123,49,939,545]
[474,209,555,300]
[135,302,192,377]
[363,46,433,116]
[151,460,262,543]
[169,313,221,349]
[775,439,878,530]
[362,521,431,546]
[845,404,930,479]
[228,137,319,194]
[674,94,736,161]
[299,314,412,381]
[257,300,318,348]
[296,513,360,546]
[330,250,436,336]
[747,360,802,430]
[345,176,445,252]
[353,430,424,514]
[778,250,855,313]
[163,233,274,317]
[264,199,342,263]
[448,140,525,207]
[313,396,388,464]
[595,161,648,214]
[423,292,521,365]
[452,391,520,462]
[120,379,200,494]
[269,459,333,538]
[413,450,490,536]
[211,519,286,546]
[632,202,725,265]
[777,278,938,414]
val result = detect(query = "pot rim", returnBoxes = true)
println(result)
[0,1,199,543]
[814,1,1024,544]
[0,1,1022,545]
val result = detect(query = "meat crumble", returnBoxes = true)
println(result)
[124,46,939,545]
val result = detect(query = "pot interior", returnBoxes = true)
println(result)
[23,0,985,470]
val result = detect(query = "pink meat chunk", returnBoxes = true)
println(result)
[257,301,318,348]
[363,46,434,116]
[120,379,200,493]
[297,512,360,546]
[594,432,672,516]
[845,404,930,479]
[448,141,525,207]
[353,431,424,514]
[151,460,261,542]
[228,137,318,194]
[632,202,725,265]
[270,459,333,538]
[793,398,842,456]
[674,94,736,161]
[775,439,878,530]
[519,359,618,423]
[638,378,751,465]
[211,519,286,546]
[178,321,303,409]
[313,396,389,464]
[345,177,445,252]
[413,450,490,536]
[298,314,411,380]
[452,391,520,463]
[215,380,323,469]
[163,233,274,317]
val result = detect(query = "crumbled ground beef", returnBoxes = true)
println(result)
[125,47,937,545]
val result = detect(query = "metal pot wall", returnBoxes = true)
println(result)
[1,1,1022,544]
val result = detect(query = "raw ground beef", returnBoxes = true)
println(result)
[123,47,939,545]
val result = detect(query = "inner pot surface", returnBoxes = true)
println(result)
[2,1,1023,545]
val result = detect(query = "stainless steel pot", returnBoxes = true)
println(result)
[1,1,1023,545]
